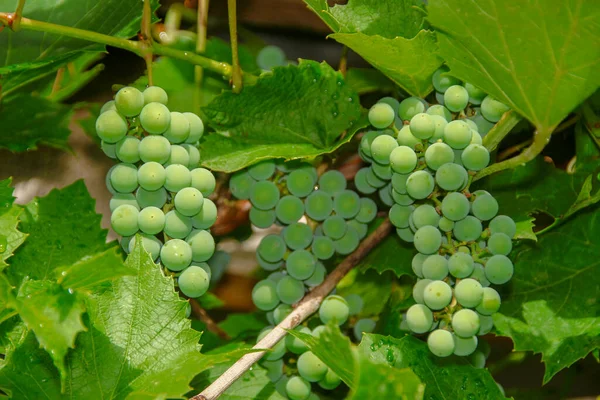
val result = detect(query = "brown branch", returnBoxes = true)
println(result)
[189,298,231,340]
[193,219,393,400]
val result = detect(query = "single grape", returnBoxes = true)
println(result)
[283,223,313,251]
[302,192,331,222]
[365,167,387,189]
[139,135,171,164]
[412,278,432,304]
[391,173,409,194]
[470,130,483,145]
[163,112,190,143]
[273,303,292,324]
[258,234,287,263]
[371,134,398,165]
[333,190,360,219]
[115,86,144,117]
[423,280,452,310]
[461,144,490,171]
[448,252,475,278]
[368,103,395,129]
[140,102,171,134]
[160,239,192,271]
[137,161,166,191]
[422,255,448,280]
[311,235,335,260]
[470,263,490,287]
[354,167,377,195]
[455,278,484,308]
[138,206,165,235]
[476,287,501,315]
[286,249,316,280]
[333,226,360,255]
[489,215,516,238]
[427,104,452,121]
[111,204,139,236]
[180,112,203,144]
[406,304,434,334]
[319,295,349,325]
[413,225,442,255]
[101,140,117,159]
[318,369,342,391]
[396,125,421,149]
[286,376,311,400]
[378,184,394,206]
[287,169,315,198]
[252,280,280,311]
[389,204,413,228]
[412,204,441,229]
[175,187,204,216]
[432,66,461,93]
[165,164,192,192]
[406,171,435,200]
[189,199,217,229]
[322,215,347,240]
[454,215,483,242]
[143,86,168,105]
[185,144,200,167]
[487,233,512,255]
[100,100,116,114]
[484,254,513,284]
[438,216,454,232]
[470,112,496,135]
[355,198,377,224]
[398,97,426,120]
[192,262,212,281]
[262,359,284,383]
[128,234,162,260]
[285,326,311,354]
[452,309,480,337]
[481,96,510,122]
[318,170,347,195]
[471,193,499,221]
[389,146,417,174]
[360,130,382,157]
[165,144,190,167]
[178,265,209,298]
[454,334,478,356]
[276,275,305,304]
[444,120,472,150]
[372,162,393,180]
[136,187,167,209]
[109,193,139,212]
[396,227,415,242]
[187,229,215,262]
[164,210,193,239]
[189,168,216,197]
[248,160,276,181]
[304,261,326,287]
[465,83,486,105]
[425,142,454,170]
[229,170,256,200]
[428,115,448,144]
[435,91,445,105]
[298,351,328,383]
[411,253,428,277]
[110,163,138,193]
[435,163,468,191]
[409,113,435,139]
[477,314,494,336]
[96,110,128,143]
[257,45,286,69]
[258,253,283,272]
[428,329,455,357]
[344,294,364,315]
[249,207,276,229]
[444,85,469,112]
[115,136,140,163]
[273,195,303,225]
[351,318,375,342]
[441,192,470,221]
[377,96,400,110]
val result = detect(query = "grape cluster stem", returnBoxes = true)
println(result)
[193,219,393,400]
[189,298,231,340]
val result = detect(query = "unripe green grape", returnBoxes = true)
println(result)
[139,135,171,164]
[360,130,381,157]
[438,216,454,232]
[140,102,171,134]
[455,278,484,308]
[347,220,367,240]
[273,303,292,324]
[182,144,200,168]
[283,223,313,251]
[372,162,393,180]
[481,96,510,122]
[354,168,377,195]
[163,111,190,144]
[110,163,138,193]
[488,233,512,256]
[378,184,394,206]
[187,229,215,262]
[393,190,415,206]
[178,265,209,298]
[422,255,448,280]
[435,163,468,191]
[286,376,311,400]
[257,45,286,69]
[430,116,448,143]
[192,262,212,281]
[252,280,280,311]
[137,161,166,191]
[304,191,333,221]
[100,100,117,114]
[454,334,478,356]
[454,215,483,242]
[344,293,364,316]
[165,144,190,167]
[412,253,428,277]
[413,225,442,255]
[129,234,162,260]
[484,254,513,284]
[465,83,486,105]
[276,195,304,224]
[410,113,436,139]
[365,167,387,189]
[160,238,192,271]
[377,96,400,111]
[101,140,117,159]
[136,187,167,208]
[427,329,455,357]
[285,326,311,354]
[470,130,483,146]
[396,125,421,149]
[470,112,496,135]
[368,103,395,129]
[406,171,435,200]
[391,173,409,194]
[138,206,165,235]
[229,170,256,200]
[435,91,445,105]
[318,368,342,390]
[262,359,284,383]
[432,66,461,93]
[258,253,283,271]
[353,318,376,342]
[311,235,335,260]
[370,134,398,165]
[259,234,287,263]
[389,146,417,174]
[333,190,360,219]
[183,112,204,143]
[248,206,274,229]
[476,287,501,315]
[461,144,490,171]
[189,168,216,197]
[406,304,434,334]
[109,193,139,212]
[304,261,326,287]
[442,192,470,221]
[115,86,144,117]
[489,215,516,238]
[448,252,475,278]
[471,194,499,221]
[174,187,204,217]
[318,170,347,195]
[111,204,139,236]
[477,314,494,335]
[143,86,168,105]
[355,198,377,224]
[412,278,432,304]
[298,351,329,383]
[287,169,315,198]
[425,142,454,170]
[115,136,140,163]
[164,210,193,239]
[426,104,452,121]
[398,97,426,120]
[412,204,441,229]
[189,199,217,229]
[444,120,472,150]
[423,280,452,310]
[165,164,192,192]
[470,263,490,287]
[323,215,347,240]
[333,226,360,255]
[247,160,275,181]
[444,85,469,112]
[286,249,316,280]
[319,295,349,325]
[452,309,480,337]
[396,227,414,242]
[276,275,305,304]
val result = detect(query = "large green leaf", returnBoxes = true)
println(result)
[493,208,600,383]
[0,178,27,267]
[350,356,425,400]
[337,268,394,317]
[359,334,507,400]
[200,60,364,172]
[346,67,396,95]
[428,0,600,132]
[358,219,415,277]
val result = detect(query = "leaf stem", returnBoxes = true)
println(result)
[227,0,242,93]
[338,45,348,77]
[141,0,154,85]
[194,0,210,113]
[11,0,25,31]
[193,219,393,400]
[482,110,522,152]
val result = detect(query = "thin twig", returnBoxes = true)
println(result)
[50,67,65,95]
[189,298,231,340]
[141,0,154,86]
[338,45,348,77]
[227,0,242,93]
[194,219,393,400]
[11,0,25,31]
[194,0,209,113]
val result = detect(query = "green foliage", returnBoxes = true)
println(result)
[358,220,415,276]
[0,179,27,267]
[337,268,394,316]
[346,68,396,95]
[350,356,425,400]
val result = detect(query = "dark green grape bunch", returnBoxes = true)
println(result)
[98,85,218,300]
[259,294,374,400]
[229,161,377,311]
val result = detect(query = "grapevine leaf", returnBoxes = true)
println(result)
[218,312,267,340]
[359,334,507,400]
[346,68,396,95]
[287,322,356,388]
[0,178,27,267]
[198,292,225,310]
[377,283,416,338]
[358,219,415,277]
[514,218,537,242]
[494,208,600,382]
[7,180,112,287]
[337,268,394,317]
[428,0,600,132]
[350,356,425,400]
[0,94,73,152]
[303,0,340,32]
[0,273,16,324]
[15,279,86,386]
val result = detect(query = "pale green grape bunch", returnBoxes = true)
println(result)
[99,86,217,303]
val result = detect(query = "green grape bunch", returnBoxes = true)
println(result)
[99,85,219,300]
